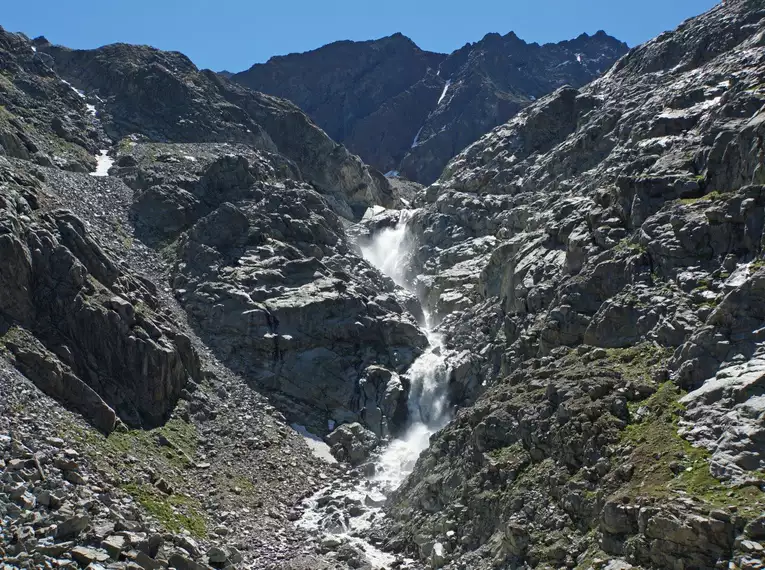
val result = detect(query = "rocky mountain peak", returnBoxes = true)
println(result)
[234,28,628,184]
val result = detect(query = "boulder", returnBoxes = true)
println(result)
[326,423,380,465]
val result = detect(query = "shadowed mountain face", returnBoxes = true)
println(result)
[233,30,629,184]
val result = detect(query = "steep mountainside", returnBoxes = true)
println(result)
[0,26,423,570]
[2,2,765,570]
[354,0,765,568]
[28,36,396,220]
[233,31,628,184]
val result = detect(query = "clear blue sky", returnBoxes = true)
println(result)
[4,0,719,72]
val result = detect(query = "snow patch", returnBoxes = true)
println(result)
[384,170,399,177]
[411,126,424,148]
[291,424,336,463]
[86,104,97,117]
[61,79,86,99]
[576,53,583,63]
[183,155,197,162]
[90,150,114,177]
[437,80,452,105]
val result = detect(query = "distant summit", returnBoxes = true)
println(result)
[232,30,628,183]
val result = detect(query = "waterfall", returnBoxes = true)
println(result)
[296,212,451,567]
[359,222,410,289]
[361,214,452,492]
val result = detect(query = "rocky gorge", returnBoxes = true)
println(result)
[1,1,765,569]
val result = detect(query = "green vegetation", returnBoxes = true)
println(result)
[66,416,198,476]
[122,483,207,537]
[678,190,726,205]
[614,239,647,255]
[117,138,135,153]
[111,219,134,250]
[0,73,16,93]
[616,382,764,516]
[604,343,673,384]
[59,415,206,535]
[487,442,527,464]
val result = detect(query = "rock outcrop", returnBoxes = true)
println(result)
[33,38,395,219]
[0,26,109,172]
[106,141,429,435]
[0,159,200,430]
[233,31,628,184]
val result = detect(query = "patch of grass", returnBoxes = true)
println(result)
[158,237,180,261]
[0,73,16,93]
[614,239,647,255]
[615,382,764,517]
[111,219,134,250]
[604,343,673,383]
[487,442,527,463]
[117,138,135,154]
[0,325,28,347]
[678,190,725,205]
[72,416,197,473]
[122,483,207,537]
[219,473,255,496]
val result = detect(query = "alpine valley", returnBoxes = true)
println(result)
[0,2,764,570]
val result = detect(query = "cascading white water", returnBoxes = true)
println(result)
[359,222,410,289]
[373,320,451,492]
[358,214,453,492]
[297,213,451,568]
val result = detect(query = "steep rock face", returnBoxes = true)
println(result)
[0,26,109,172]
[0,158,201,430]
[378,1,765,568]
[111,142,428,435]
[35,39,395,218]
[234,33,444,147]
[400,30,629,184]
[233,31,627,184]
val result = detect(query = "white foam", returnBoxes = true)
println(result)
[298,215,452,568]
[360,218,410,288]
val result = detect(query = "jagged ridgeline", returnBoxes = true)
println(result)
[0,0,764,569]
[233,31,629,185]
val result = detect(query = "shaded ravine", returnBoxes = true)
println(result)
[296,212,452,568]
